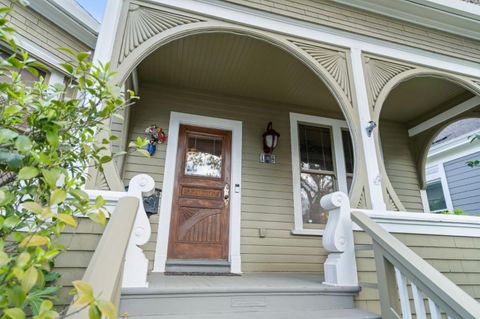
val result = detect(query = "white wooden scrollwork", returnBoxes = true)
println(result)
[321,192,358,287]
[122,174,155,288]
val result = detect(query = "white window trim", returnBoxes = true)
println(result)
[290,112,350,236]
[153,112,243,273]
[423,177,452,213]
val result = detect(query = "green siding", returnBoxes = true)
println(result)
[381,121,423,211]
[122,85,350,272]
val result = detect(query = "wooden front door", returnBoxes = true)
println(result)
[168,125,231,260]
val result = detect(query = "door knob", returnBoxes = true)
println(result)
[224,183,230,205]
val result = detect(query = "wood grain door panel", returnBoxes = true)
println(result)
[168,125,231,260]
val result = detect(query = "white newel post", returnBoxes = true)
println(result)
[321,192,358,287]
[122,174,155,288]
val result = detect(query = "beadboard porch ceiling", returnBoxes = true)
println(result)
[136,32,475,124]
[137,32,340,113]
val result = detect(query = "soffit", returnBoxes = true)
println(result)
[137,33,339,113]
[381,77,474,123]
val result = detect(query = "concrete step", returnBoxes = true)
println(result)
[119,273,380,319]
[121,308,381,319]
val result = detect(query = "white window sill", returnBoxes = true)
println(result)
[291,228,324,236]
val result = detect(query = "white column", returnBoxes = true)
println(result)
[350,48,386,211]
[92,0,125,64]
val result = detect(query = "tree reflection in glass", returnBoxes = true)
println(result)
[185,134,223,178]
[301,173,335,224]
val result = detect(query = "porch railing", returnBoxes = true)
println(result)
[322,191,480,319]
[67,174,156,318]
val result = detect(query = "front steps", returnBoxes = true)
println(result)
[119,273,380,319]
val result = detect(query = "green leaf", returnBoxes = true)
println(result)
[4,215,20,228]
[21,266,38,292]
[4,307,26,319]
[88,210,106,226]
[21,201,43,214]
[8,285,26,307]
[0,128,19,143]
[50,189,66,205]
[39,300,53,314]
[94,196,106,209]
[57,214,76,227]
[72,280,94,306]
[88,304,101,319]
[17,166,40,180]
[14,135,32,153]
[0,251,10,267]
[42,169,61,188]
[70,189,89,201]
[77,51,90,62]
[99,155,112,163]
[4,104,22,117]
[46,128,59,148]
[0,151,23,169]
[19,235,50,248]
[96,300,117,319]
[16,252,30,268]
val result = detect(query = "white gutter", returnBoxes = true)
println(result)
[28,0,99,48]
[332,0,480,41]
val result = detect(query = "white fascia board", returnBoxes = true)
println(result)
[428,129,480,157]
[333,0,480,41]
[28,0,98,48]
[148,0,480,78]
[353,209,480,237]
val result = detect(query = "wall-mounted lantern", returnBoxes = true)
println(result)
[366,120,377,137]
[262,122,280,154]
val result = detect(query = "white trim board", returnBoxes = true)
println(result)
[153,112,243,273]
[353,209,480,237]
[408,96,480,137]
[147,0,480,78]
[290,112,350,236]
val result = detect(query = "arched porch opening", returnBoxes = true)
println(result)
[117,30,359,273]
[377,75,480,212]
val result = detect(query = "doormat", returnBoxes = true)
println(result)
[164,272,241,276]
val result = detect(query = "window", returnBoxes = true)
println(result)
[291,113,354,234]
[426,180,447,212]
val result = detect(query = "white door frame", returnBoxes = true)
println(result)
[153,112,243,273]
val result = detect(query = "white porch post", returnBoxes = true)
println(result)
[92,0,125,65]
[350,48,387,211]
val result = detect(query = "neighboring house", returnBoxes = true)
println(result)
[5,0,480,318]
[425,118,480,215]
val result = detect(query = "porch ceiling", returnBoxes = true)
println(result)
[381,77,475,124]
[137,33,340,113]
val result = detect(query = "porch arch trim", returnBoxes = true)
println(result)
[364,55,480,210]
[110,12,371,208]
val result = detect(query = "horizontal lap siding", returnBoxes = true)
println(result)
[55,219,106,307]
[0,0,90,64]
[354,232,480,315]
[224,0,480,63]
[123,86,338,272]
[381,121,423,211]
[444,151,480,215]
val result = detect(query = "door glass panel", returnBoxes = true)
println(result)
[300,173,335,224]
[299,125,334,171]
[185,134,223,178]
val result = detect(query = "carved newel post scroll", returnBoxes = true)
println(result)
[321,192,358,287]
[123,174,155,288]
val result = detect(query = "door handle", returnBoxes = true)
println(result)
[224,183,230,205]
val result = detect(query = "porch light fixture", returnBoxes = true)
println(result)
[262,122,280,154]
